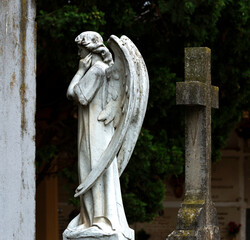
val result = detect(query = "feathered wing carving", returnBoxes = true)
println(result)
[74,35,149,197]
[116,36,149,175]
[97,36,127,128]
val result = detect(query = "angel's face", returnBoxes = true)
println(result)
[78,46,89,59]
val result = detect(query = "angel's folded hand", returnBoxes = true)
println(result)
[79,53,92,71]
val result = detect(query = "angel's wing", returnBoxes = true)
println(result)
[115,35,149,175]
[74,35,149,197]
[97,36,128,128]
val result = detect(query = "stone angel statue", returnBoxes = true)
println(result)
[63,31,149,240]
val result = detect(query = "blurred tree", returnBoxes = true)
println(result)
[36,0,250,223]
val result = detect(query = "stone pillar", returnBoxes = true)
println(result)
[0,0,36,239]
[168,48,220,239]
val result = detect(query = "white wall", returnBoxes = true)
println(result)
[0,0,36,239]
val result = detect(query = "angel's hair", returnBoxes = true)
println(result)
[75,31,114,66]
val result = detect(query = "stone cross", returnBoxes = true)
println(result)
[168,48,220,239]
[0,0,36,239]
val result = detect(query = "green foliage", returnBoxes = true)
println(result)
[38,5,105,38]
[36,144,58,171]
[122,193,147,224]
[36,0,250,224]
[120,128,184,222]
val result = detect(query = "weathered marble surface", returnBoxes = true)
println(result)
[63,31,149,240]
[0,0,36,239]
[168,48,220,240]
[63,226,129,240]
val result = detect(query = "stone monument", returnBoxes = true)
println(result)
[168,48,220,239]
[0,0,36,239]
[63,31,149,240]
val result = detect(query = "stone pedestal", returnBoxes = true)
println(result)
[168,198,220,239]
[63,227,133,240]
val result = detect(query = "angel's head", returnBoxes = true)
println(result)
[75,31,113,66]
[75,31,103,50]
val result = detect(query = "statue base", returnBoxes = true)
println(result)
[63,226,133,240]
[167,196,220,240]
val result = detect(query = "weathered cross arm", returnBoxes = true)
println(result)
[176,81,219,109]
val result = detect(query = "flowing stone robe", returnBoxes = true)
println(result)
[71,60,133,240]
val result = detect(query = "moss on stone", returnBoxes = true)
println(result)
[172,230,194,238]
[20,0,28,137]
[10,72,16,91]
[20,82,27,135]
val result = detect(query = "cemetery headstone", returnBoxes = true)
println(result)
[168,47,220,239]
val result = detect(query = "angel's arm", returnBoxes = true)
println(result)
[67,54,92,100]
[73,65,105,106]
